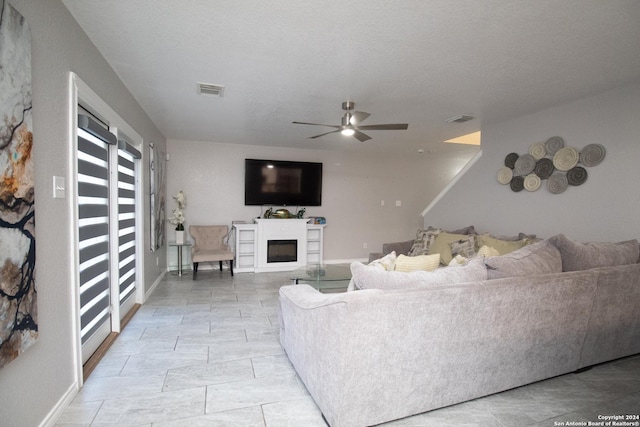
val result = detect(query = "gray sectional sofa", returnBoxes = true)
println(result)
[278,233,640,427]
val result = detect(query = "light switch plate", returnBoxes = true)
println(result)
[53,176,65,199]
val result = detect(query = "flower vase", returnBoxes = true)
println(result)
[175,230,185,245]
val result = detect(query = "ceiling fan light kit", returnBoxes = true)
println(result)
[293,101,408,142]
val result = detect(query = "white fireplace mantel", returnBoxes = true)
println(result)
[232,219,325,273]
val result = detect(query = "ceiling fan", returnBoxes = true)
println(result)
[293,101,409,142]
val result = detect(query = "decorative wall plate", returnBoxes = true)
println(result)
[545,136,564,155]
[567,166,588,186]
[534,158,555,179]
[580,144,606,167]
[529,142,546,160]
[547,173,569,194]
[510,176,525,192]
[524,174,541,192]
[514,153,536,176]
[553,147,579,171]
[504,152,519,169]
[497,167,513,184]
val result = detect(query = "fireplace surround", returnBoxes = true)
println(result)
[232,219,325,273]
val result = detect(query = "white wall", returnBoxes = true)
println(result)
[0,2,167,426]
[166,140,479,261]
[425,82,640,242]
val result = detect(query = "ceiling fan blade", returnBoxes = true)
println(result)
[308,129,341,139]
[356,123,409,130]
[350,111,371,124]
[353,130,372,142]
[292,121,340,129]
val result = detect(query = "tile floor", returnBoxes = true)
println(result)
[56,270,640,426]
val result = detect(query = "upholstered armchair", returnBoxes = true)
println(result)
[189,225,234,279]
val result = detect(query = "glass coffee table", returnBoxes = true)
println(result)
[290,263,351,293]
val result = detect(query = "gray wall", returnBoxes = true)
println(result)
[166,139,479,261]
[425,82,640,242]
[0,2,166,426]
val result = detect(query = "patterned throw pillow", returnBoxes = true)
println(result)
[393,254,441,272]
[368,251,397,270]
[407,228,441,256]
[449,235,477,259]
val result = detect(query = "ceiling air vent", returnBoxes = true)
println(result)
[197,82,225,97]
[445,114,475,123]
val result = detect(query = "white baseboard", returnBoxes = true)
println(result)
[39,382,79,427]
[145,269,167,302]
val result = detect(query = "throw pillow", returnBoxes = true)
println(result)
[449,235,477,259]
[548,234,640,272]
[407,228,441,256]
[368,251,397,270]
[350,257,487,291]
[394,254,440,272]
[477,245,500,258]
[484,239,562,279]
[429,232,468,265]
[476,234,529,255]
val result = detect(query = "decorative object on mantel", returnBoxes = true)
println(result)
[0,0,37,369]
[263,207,308,219]
[168,190,186,243]
[497,136,606,194]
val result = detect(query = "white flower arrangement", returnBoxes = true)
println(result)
[168,190,186,230]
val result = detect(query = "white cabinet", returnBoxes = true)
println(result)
[306,224,325,264]
[233,223,258,273]
[232,221,325,272]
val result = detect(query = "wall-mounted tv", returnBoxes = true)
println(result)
[244,159,322,206]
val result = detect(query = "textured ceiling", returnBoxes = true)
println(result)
[62,0,640,153]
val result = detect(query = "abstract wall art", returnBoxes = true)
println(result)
[149,142,166,251]
[0,0,37,369]
[497,136,606,194]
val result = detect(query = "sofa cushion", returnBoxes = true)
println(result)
[368,251,397,270]
[549,234,640,272]
[485,239,562,279]
[476,234,529,255]
[393,254,440,272]
[350,257,487,291]
[407,228,441,256]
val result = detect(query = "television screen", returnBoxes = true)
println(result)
[244,159,322,206]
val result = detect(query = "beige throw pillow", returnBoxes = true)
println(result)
[394,254,440,272]
[476,234,529,255]
[429,232,468,265]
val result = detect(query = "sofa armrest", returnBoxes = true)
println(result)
[382,239,414,256]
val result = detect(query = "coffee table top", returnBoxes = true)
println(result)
[290,264,351,292]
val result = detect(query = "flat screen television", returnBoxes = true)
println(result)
[244,159,322,206]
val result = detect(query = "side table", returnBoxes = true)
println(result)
[169,241,191,276]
